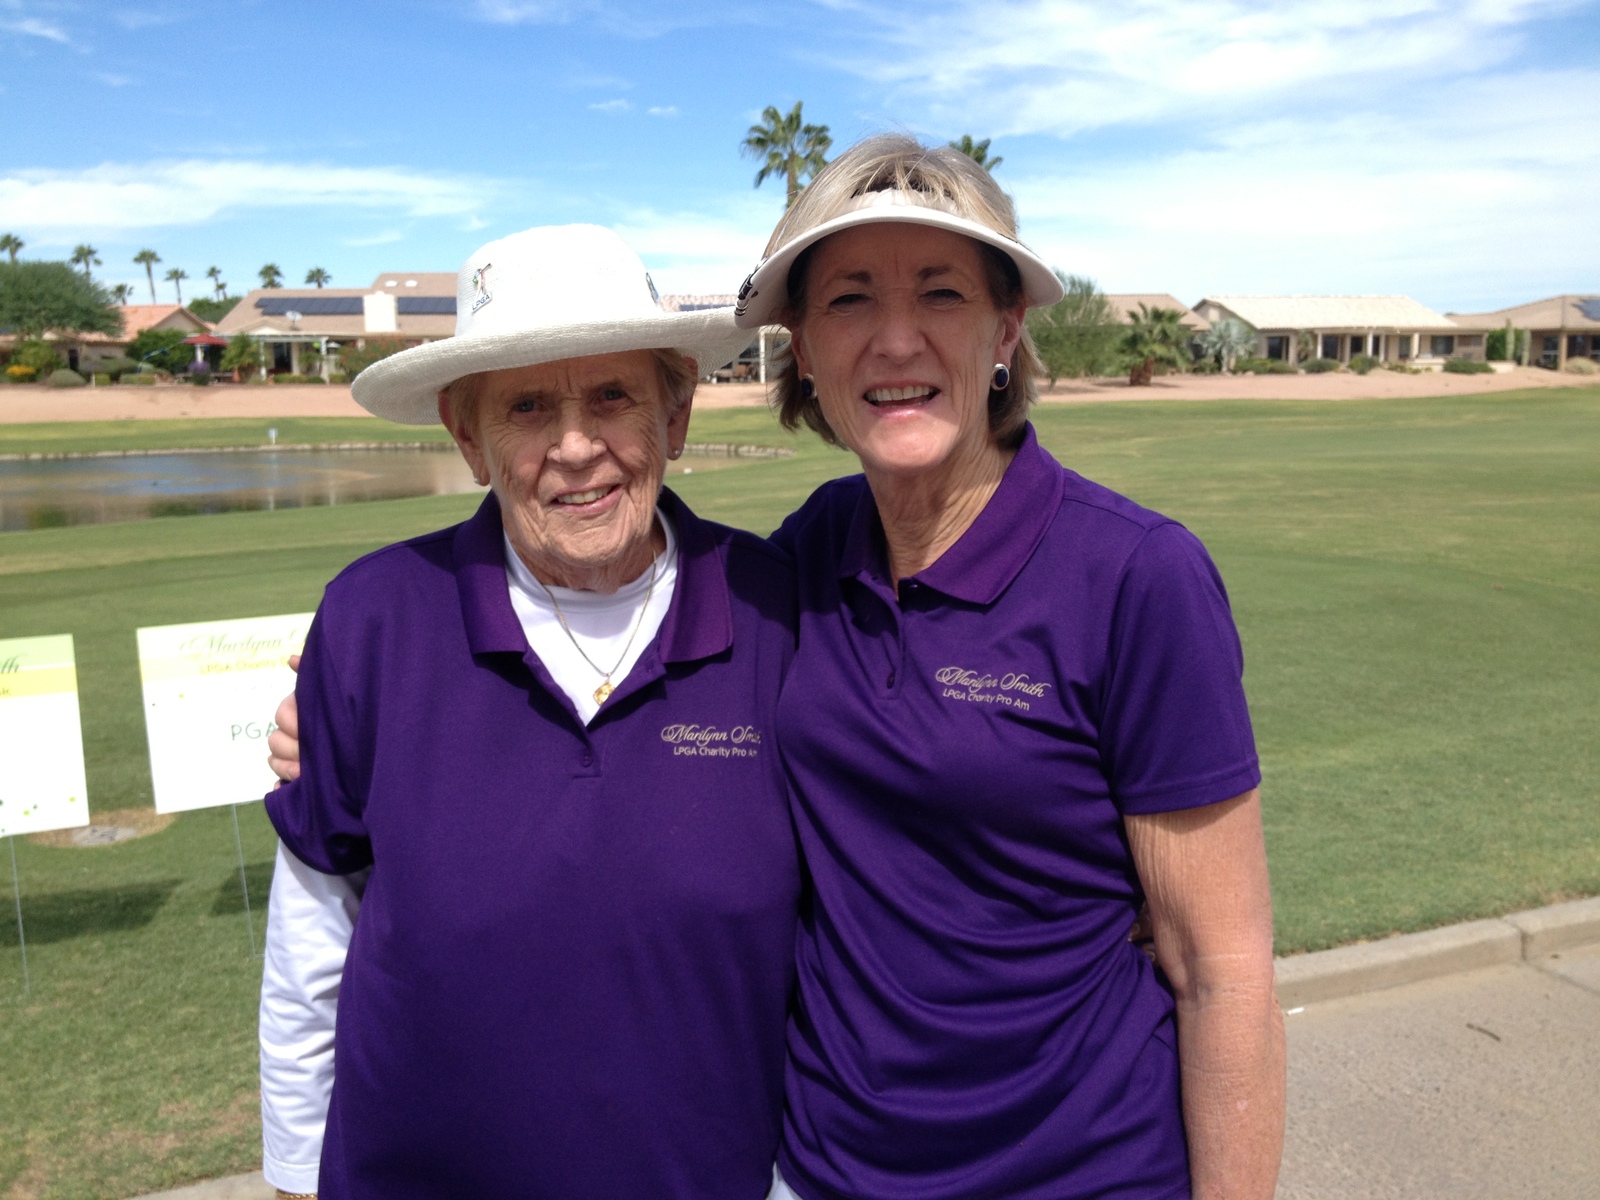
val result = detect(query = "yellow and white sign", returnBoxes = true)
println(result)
[137,613,313,814]
[0,634,90,837]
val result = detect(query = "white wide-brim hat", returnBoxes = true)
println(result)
[353,224,754,425]
[733,189,1065,329]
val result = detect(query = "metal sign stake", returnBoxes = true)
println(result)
[230,804,260,957]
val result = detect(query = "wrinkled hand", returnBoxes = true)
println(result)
[1128,900,1156,963]
[267,653,302,785]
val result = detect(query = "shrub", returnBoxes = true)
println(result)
[13,338,63,375]
[1026,274,1124,384]
[127,327,194,375]
[338,336,414,379]
[5,363,37,382]
[93,372,111,386]
[1303,357,1341,373]
[1348,354,1380,375]
[272,372,316,384]
[1485,328,1529,362]
[220,333,260,379]
[120,373,157,386]
[328,371,350,384]
[189,368,212,386]
[1235,356,1297,375]
[96,355,138,380]
[1384,362,1422,374]
[48,368,87,387]
[1563,357,1598,375]
[1443,358,1493,374]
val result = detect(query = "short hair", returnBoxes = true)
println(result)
[440,347,698,430]
[764,133,1044,448]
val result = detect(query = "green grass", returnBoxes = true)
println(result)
[1,389,1597,1196]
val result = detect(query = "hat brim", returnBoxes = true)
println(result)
[351,309,754,425]
[734,205,1065,329]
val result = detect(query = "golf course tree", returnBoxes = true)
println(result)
[133,248,161,303]
[70,244,101,281]
[1198,317,1256,373]
[949,135,1002,172]
[305,266,331,288]
[206,265,226,299]
[164,267,188,306]
[111,282,133,305]
[1025,271,1122,386]
[0,232,22,262]
[1122,302,1192,386]
[741,101,832,208]
[259,262,284,289]
[0,259,123,343]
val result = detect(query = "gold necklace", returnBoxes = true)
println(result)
[535,556,659,706]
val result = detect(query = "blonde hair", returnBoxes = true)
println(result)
[765,133,1043,447]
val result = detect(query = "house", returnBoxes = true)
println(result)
[660,294,770,381]
[1446,295,1600,370]
[1191,296,1488,368]
[1,304,212,375]
[214,272,457,376]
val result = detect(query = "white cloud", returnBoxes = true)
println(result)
[473,0,590,23]
[829,0,1588,136]
[0,160,499,233]
[114,9,179,30]
[1,16,69,42]
[648,105,678,117]
[94,71,133,86]
[588,98,632,113]
[612,198,779,294]
[1005,69,1600,309]
[344,229,405,246]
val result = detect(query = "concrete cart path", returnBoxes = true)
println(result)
[1278,942,1600,1199]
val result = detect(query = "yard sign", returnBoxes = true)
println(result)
[137,613,313,814]
[0,634,90,838]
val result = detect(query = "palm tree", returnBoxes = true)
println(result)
[1122,303,1192,386]
[949,135,1002,172]
[305,267,331,288]
[741,102,832,208]
[206,265,226,299]
[165,266,188,306]
[70,244,102,281]
[259,263,284,289]
[134,249,161,304]
[111,283,133,305]
[0,233,21,263]
[1198,318,1255,373]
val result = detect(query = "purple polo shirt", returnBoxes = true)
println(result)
[772,425,1260,1200]
[265,489,800,1200]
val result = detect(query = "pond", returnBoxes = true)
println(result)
[0,448,480,531]
[0,445,767,532]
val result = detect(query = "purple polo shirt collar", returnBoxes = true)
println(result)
[839,424,1066,604]
[454,487,734,664]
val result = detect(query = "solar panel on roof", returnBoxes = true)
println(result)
[255,296,363,316]
[1578,298,1600,322]
[397,296,457,315]
[673,303,734,312]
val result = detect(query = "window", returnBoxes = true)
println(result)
[1321,335,1339,359]
[1458,335,1482,347]
[1349,335,1367,357]
[1266,335,1288,360]
[1430,335,1455,357]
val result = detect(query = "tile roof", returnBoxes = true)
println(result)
[1197,295,1460,331]
[1447,295,1600,331]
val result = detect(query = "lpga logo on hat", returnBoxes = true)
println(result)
[470,263,494,313]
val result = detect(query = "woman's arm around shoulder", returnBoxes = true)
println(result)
[1125,788,1285,1200]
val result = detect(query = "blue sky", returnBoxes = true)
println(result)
[1,0,1596,312]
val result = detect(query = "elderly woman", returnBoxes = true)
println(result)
[259,224,798,1200]
[735,136,1285,1200]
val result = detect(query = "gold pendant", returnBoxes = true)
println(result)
[593,680,614,705]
